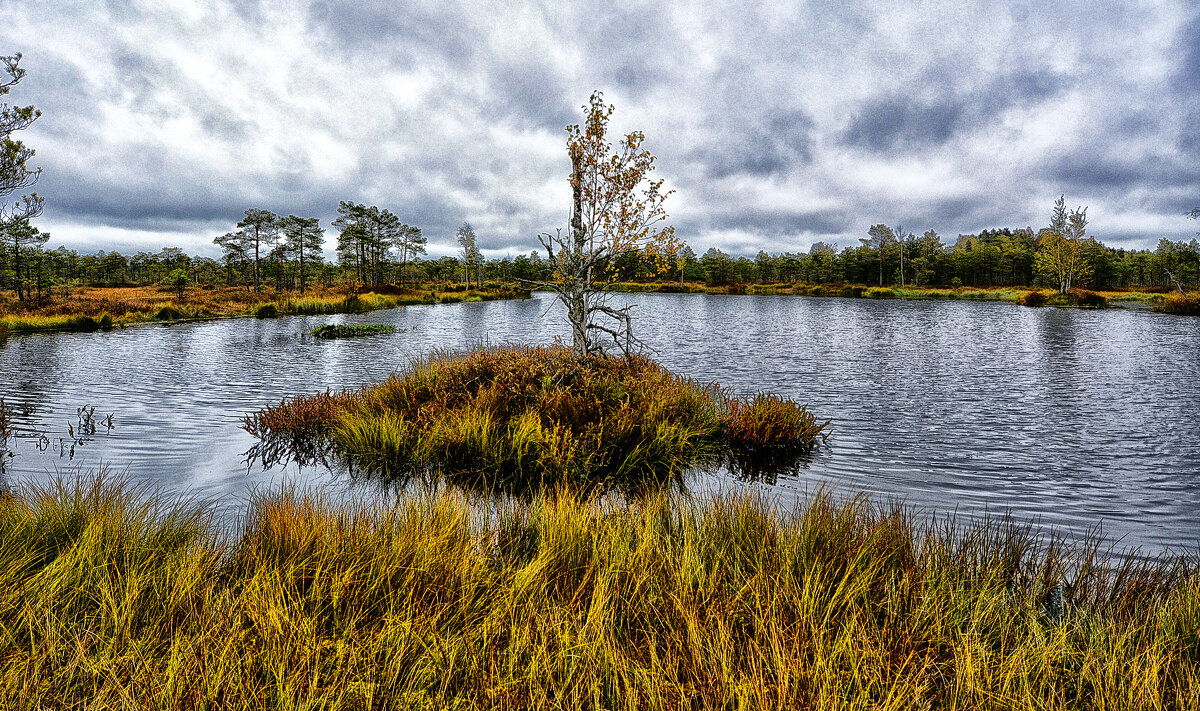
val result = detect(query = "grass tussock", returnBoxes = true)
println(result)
[1153,294,1200,316]
[0,474,1196,709]
[245,345,828,494]
[311,323,398,339]
[0,311,115,334]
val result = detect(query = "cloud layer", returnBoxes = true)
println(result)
[3,0,1198,257]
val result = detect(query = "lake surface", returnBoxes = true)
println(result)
[2,292,1199,554]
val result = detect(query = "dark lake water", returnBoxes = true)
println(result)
[2,292,1199,554]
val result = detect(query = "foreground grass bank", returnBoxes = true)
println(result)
[245,345,829,493]
[0,283,530,338]
[0,475,1196,709]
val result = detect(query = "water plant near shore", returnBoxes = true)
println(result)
[244,345,829,494]
[0,473,1195,709]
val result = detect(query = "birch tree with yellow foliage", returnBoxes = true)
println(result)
[534,91,680,356]
[1036,195,1093,294]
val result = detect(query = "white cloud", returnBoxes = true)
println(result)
[2,0,1196,258]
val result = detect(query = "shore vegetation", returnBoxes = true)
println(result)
[0,283,529,338]
[0,474,1195,709]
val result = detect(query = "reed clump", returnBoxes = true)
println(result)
[0,474,1196,709]
[245,345,827,494]
[723,392,827,477]
[1153,294,1200,316]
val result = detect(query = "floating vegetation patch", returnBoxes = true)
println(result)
[311,323,397,339]
[244,345,829,495]
[722,392,828,481]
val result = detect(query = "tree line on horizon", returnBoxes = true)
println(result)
[4,211,1198,299]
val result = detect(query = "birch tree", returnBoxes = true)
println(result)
[533,91,678,356]
[1035,196,1092,294]
[456,222,479,288]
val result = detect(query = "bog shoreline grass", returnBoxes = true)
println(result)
[605,281,1186,310]
[0,284,531,338]
[0,473,1195,709]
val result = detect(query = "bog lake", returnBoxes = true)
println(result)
[2,292,1199,555]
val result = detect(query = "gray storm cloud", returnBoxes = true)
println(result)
[2,0,1197,257]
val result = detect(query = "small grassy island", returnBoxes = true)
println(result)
[311,323,397,339]
[244,345,829,493]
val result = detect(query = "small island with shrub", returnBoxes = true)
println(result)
[310,323,397,339]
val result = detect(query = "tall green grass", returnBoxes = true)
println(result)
[0,311,115,334]
[245,346,828,494]
[0,474,1195,709]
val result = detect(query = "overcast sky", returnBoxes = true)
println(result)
[3,1,1199,259]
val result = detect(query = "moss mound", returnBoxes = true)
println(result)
[153,305,184,321]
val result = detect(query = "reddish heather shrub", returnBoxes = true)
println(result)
[1017,291,1048,307]
[1153,295,1200,316]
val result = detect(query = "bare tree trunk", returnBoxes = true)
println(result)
[569,150,588,356]
[12,238,23,301]
[252,228,260,293]
[1164,268,1186,295]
